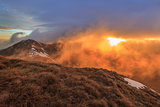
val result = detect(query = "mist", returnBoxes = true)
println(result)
[49,27,160,92]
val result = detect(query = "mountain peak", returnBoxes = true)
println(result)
[0,39,63,61]
[19,39,42,46]
[21,39,39,43]
[0,39,43,56]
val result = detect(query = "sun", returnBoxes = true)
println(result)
[107,37,126,46]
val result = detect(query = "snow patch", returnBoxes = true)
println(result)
[41,48,45,51]
[124,78,146,89]
[124,78,160,95]
[29,45,49,58]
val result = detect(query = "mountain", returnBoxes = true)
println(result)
[0,56,159,107]
[0,39,63,61]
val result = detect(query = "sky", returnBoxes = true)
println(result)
[1,0,160,41]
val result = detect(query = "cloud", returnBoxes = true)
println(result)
[0,25,31,31]
[27,24,81,43]
[1,0,160,37]
[50,27,160,91]
[0,32,26,49]
[10,32,25,43]
[0,25,13,30]
[0,2,43,31]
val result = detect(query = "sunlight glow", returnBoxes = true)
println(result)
[107,37,126,46]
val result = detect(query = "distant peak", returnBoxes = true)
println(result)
[18,39,42,45]
[22,39,37,42]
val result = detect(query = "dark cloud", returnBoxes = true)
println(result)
[10,32,25,43]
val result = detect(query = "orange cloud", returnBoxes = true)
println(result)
[51,27,160,92]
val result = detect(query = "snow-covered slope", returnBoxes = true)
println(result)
[29,45,49,58]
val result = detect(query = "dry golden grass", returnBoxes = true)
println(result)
[0,56,160,107]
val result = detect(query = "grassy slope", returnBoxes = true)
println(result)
[0,56,160,107]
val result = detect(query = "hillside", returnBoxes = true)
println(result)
[0,56,159,107]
